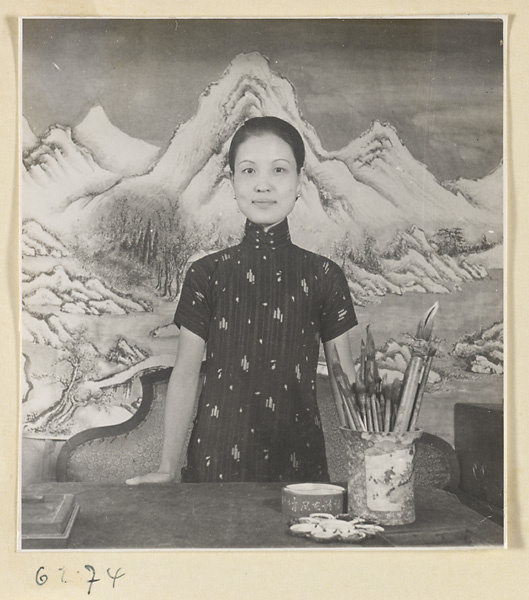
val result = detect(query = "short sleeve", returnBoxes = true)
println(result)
[173,259,213,342]
[319,259,358,343]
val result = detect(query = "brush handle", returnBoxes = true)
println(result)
[409,353,435,430]
[383,394,391,432]
[375,395,384,431]
[393,355,425,433]
[341,395,357,430]
[335,370,365,431]
[370,395,380,432]
[366,401,374,431]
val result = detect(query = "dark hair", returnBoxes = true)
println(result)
[228,116,305,173]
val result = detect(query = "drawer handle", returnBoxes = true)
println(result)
[472,462,485,481]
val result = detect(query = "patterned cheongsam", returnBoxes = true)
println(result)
[174,218,357,482]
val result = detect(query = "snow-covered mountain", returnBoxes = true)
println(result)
[68,52,501,251]
[453,321,503,375]
[73,106,160,177]
[22,265,151,316]
[343,226,489,306]
[22,116,38,151]
[22,107,161,224]
[333,121,498,241]
[68,52,343,244]
[22,124,121,222]
[23,311,81,349]
[22,220,70,258]
[106,338,149,366]
[443,162,503,216]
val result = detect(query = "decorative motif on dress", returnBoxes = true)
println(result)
[265,397,276,411]
[290,452,299,469]
[231,444,241,461]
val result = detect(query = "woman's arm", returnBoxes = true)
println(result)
[126,327,206,484]
[323,330,357,424]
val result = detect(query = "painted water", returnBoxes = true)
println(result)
[355,269,503,348]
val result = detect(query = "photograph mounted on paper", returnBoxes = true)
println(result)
[19,17,505,550]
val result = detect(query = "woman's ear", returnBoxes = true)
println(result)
[296,167,305,200]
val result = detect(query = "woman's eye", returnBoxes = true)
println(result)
[274,167,286,173]
[242,168,255,174]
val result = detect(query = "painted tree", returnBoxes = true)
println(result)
[101,196,215,299]
[382,231,410,260]
[28,329,111,435]
[350,234,383,274]
[433,227,467,256]
[325,230,384,274]
[329,231,354,271]
[151,207,206,299]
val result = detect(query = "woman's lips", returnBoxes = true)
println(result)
[252,199,276,204]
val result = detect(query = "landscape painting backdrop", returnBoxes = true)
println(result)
[21,19,503,460]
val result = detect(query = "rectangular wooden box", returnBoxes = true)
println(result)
[454,403,503,510]
[21,493,79,549]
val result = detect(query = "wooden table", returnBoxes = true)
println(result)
[22,482,504,549]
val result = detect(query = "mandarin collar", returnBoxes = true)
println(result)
[241,218,292,251]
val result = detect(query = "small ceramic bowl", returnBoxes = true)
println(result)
[281,483,346,518]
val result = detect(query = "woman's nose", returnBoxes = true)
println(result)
[255,179,271,192]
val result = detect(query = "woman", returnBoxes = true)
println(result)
[127,116,358,484]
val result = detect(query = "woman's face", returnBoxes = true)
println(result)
[231,133,302,229]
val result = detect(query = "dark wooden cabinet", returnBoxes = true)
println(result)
[454,403,503,523]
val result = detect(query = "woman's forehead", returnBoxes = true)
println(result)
[235,133,296,162]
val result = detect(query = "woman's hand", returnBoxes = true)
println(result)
[125,471,174,485]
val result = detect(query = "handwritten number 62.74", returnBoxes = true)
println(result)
[35,566,125,593]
